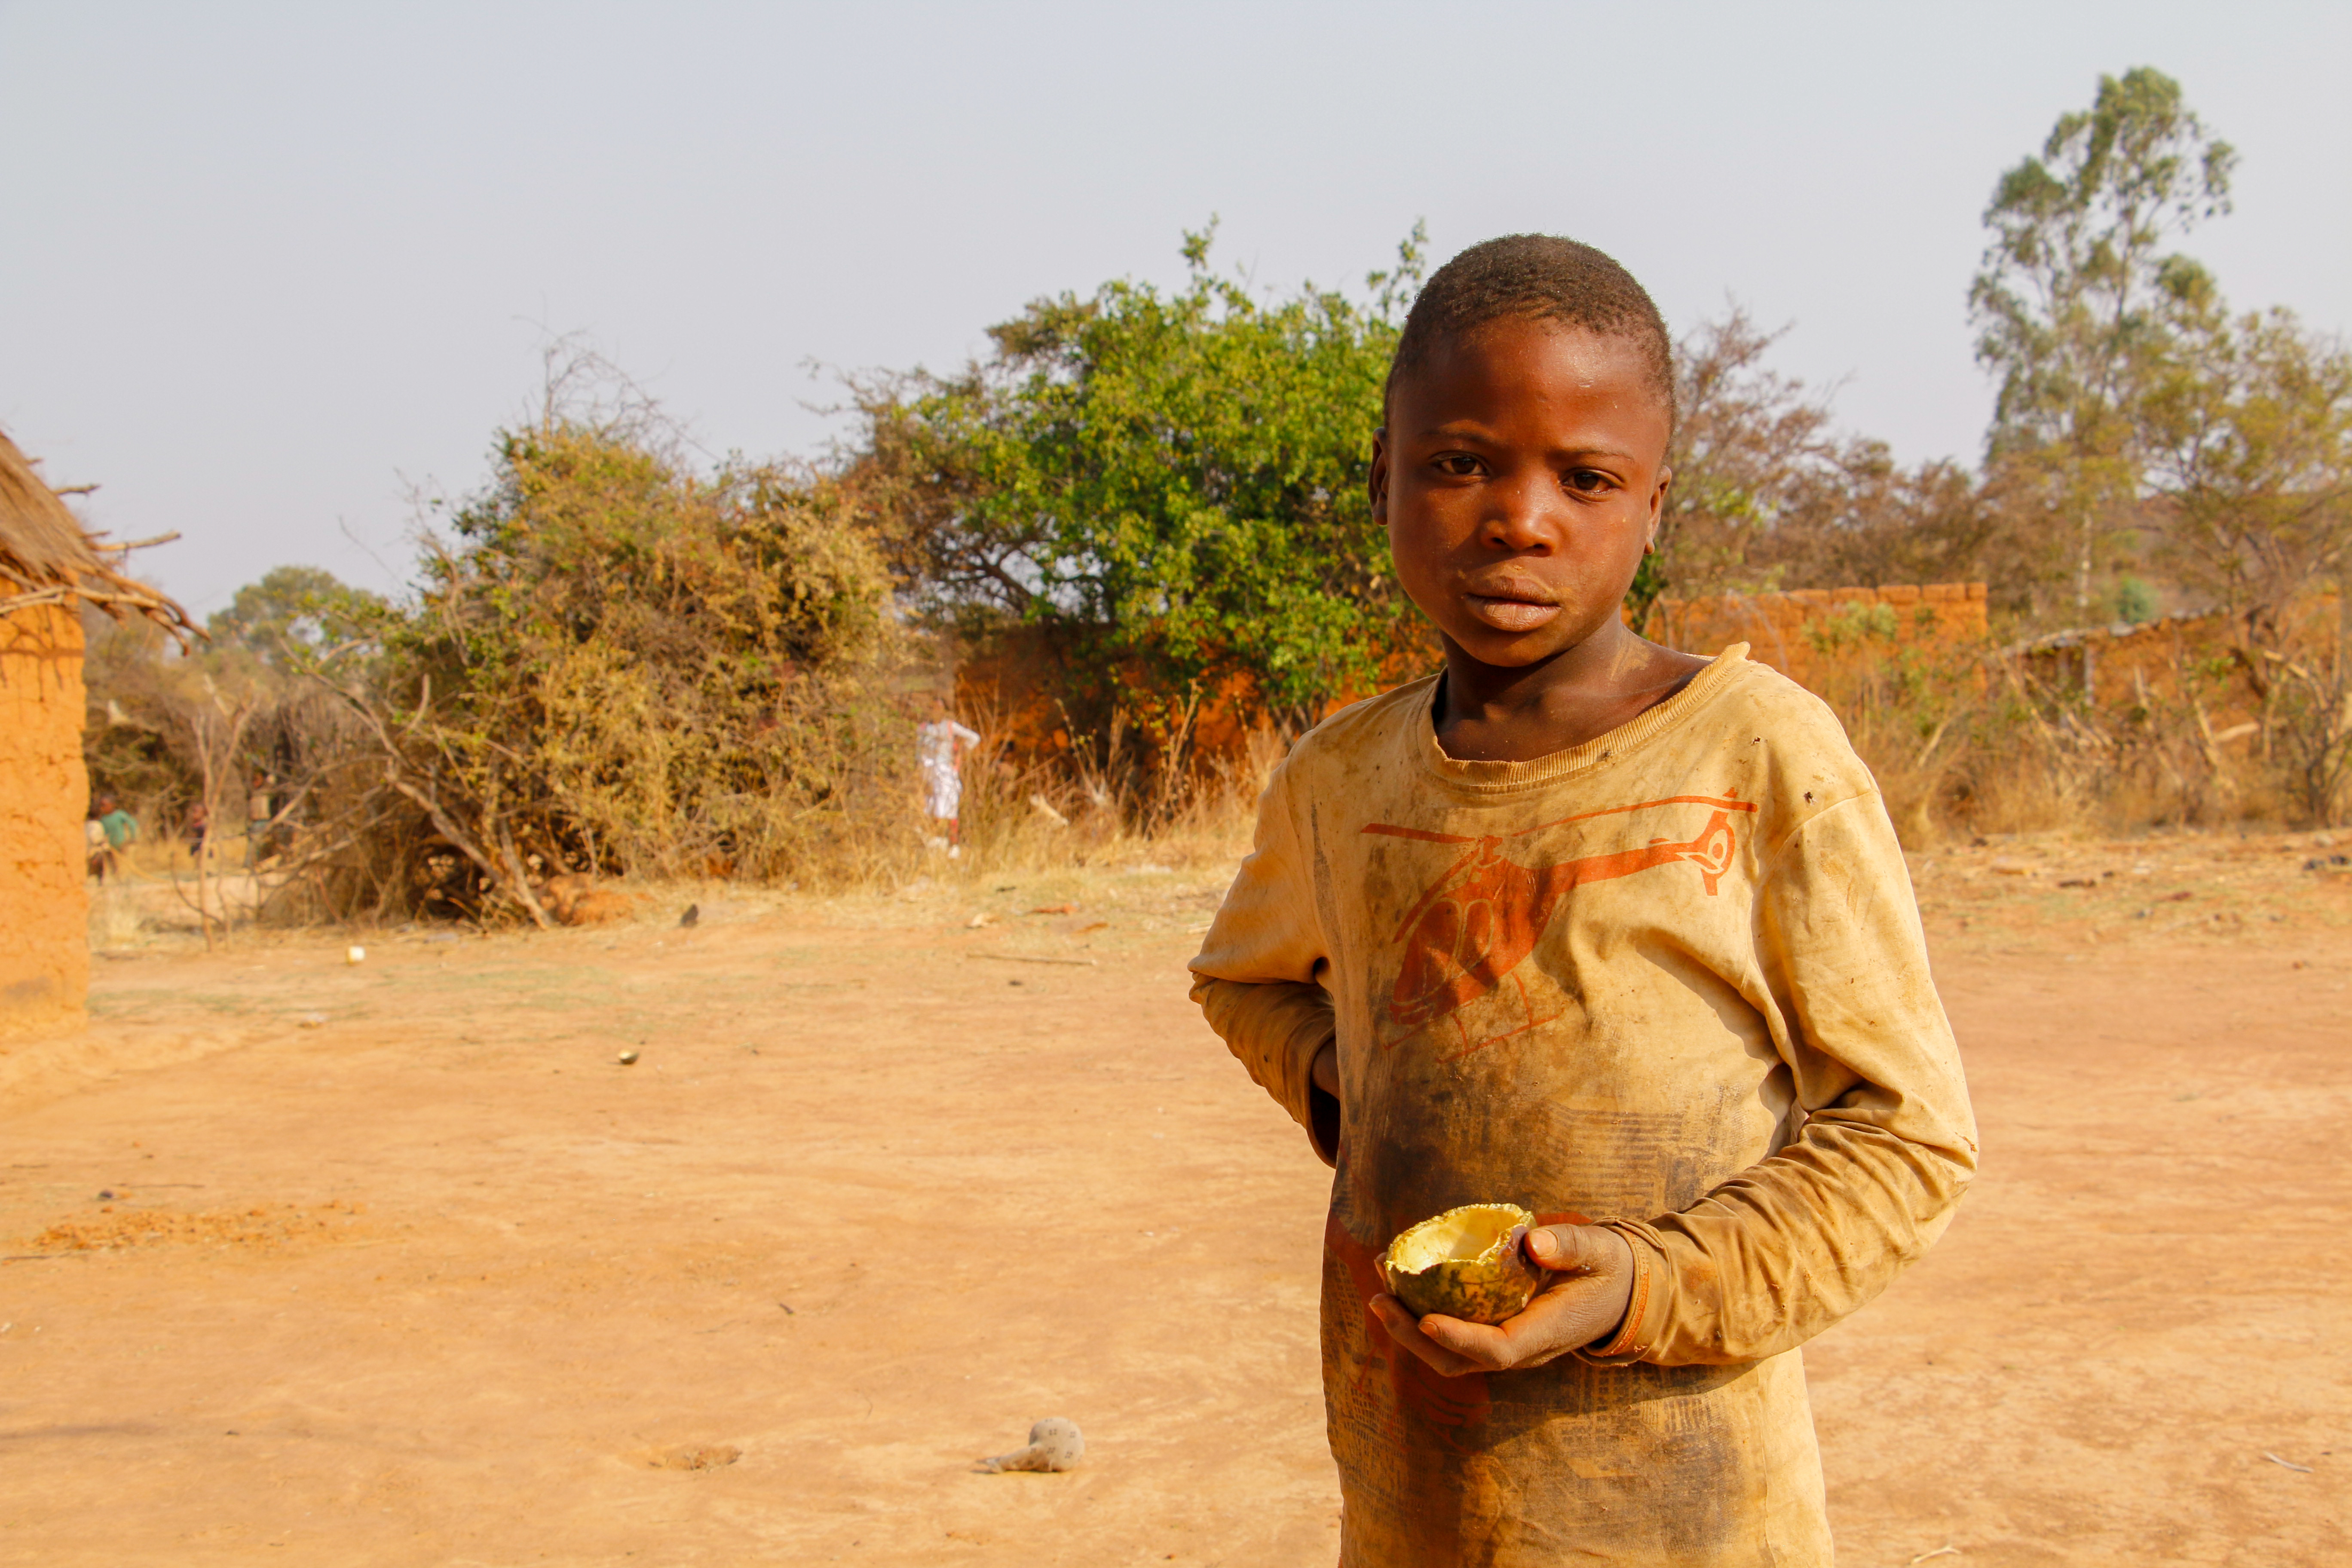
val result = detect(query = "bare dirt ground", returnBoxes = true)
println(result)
[4,832,2349,1566]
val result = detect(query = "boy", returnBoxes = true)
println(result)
[91,794,138,882]
[1190,236,1976,1565]
[917,694,980,855]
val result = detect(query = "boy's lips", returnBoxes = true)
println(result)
[1463,591,1562,633]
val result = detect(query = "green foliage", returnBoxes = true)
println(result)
[208,565,385,669]
[857,222,1427,737]
[1970,67,2236,609]
[2143,303,2352,632]
[1973,67,2234,455]
[1801,600,1901,654]
[2111,574,2159,623]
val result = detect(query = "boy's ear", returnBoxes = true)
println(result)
[1645,464,1672,552]
[1369,428,1390,524]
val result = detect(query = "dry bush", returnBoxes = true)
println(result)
[86,364,1019,927]
[1805,594,2350,842]
[290,364,930,921]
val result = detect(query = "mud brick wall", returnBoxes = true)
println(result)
[2020,594,2343,744]
[1645,583,1990,688]
[0,604,90,1037]
[958,588,1996,768]
[2026,596,2344,702]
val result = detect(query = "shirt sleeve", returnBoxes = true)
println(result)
[952,722,980,747]
[1187,758,1341,1165]
[1582,788,1979,1367]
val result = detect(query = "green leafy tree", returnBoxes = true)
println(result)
[208,565,385,668]
[2145,302,2352,638]
[1970,66,2236,624]
[2143,299,2352,821]
[856,222,1427,740]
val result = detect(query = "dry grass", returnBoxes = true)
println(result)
[1809,603,2349,844]
[938,712,1277,883]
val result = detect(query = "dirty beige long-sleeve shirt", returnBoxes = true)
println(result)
[1189,647,1978,1567]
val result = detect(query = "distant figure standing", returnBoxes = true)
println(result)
[184,799,211,861]
[246,771,273,868]
[916,695,980,857]
[92,794,138,882]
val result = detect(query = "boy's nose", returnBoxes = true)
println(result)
[1479,471,1565,552]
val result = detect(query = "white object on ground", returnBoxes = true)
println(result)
[981,1417,1084,1473]
[346,946,366,964]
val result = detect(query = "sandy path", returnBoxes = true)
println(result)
[2,850,2348,1566]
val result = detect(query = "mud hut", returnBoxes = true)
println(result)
[0,429,193,1036]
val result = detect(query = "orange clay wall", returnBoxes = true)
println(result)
[2018,594,2343,738]
[0,604,90,1038]
[953,585,1992,766]
[2048,596,2340,702]
[952,626,1444,766]
[1641,582,1991,683]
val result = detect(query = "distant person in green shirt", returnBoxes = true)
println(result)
[91,794,138,882]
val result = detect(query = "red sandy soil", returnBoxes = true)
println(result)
[3,834,2349,1566]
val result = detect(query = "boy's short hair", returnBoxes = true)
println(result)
[1386,235,1677,442]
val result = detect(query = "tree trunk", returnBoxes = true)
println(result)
[2076,508,2097,693]
[194,742,217,954]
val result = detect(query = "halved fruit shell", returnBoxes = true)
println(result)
[1379,1202,1542,1326]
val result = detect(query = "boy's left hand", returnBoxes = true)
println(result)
[1368,1224,1636,1378]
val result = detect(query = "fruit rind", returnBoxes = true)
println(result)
[1380,1202,1543,1326]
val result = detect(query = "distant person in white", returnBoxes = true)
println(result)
[917,695,980,856]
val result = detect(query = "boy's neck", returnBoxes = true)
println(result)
[1433,619,1708,764]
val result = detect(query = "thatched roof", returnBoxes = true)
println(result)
[0,427,196,642]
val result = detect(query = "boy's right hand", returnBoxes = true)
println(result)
[1368,1223,1636,1378]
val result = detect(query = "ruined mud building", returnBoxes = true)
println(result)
[0,429,193,1037]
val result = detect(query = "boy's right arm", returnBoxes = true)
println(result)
[1188,759,1340,1164]
[1191,974,1339,1164]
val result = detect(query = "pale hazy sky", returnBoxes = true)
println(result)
[5,1,2347,617]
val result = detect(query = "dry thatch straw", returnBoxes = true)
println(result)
[0,426,196,641]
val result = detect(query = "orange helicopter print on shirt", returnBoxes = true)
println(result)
[1363,794,1758,1061]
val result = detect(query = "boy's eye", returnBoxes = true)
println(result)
[1432,453,1484,477]
[1565,468,1615,494]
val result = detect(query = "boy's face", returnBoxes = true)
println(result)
[1372,320,1672,671]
